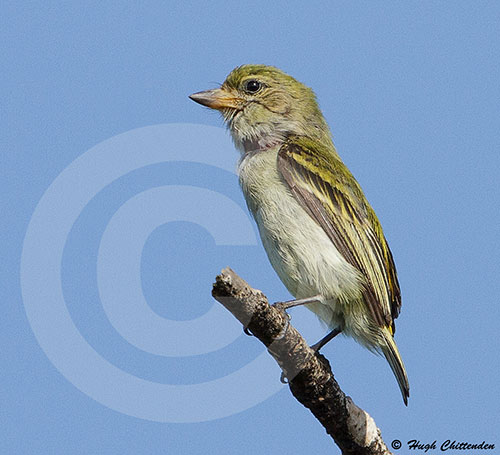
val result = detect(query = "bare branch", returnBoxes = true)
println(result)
[212,267,392,455]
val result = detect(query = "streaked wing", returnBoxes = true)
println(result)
[277,136,401,329]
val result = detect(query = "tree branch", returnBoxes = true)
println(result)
[212,267,392,455]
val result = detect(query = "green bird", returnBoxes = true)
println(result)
[190,65,410,405]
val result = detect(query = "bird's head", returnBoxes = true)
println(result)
[190,65,332,152]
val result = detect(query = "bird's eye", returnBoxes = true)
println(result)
[244,79,262,93]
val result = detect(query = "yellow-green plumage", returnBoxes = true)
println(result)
[278,135,401,328]
[190,64,409,405]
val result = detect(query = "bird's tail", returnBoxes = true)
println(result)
[380,327,410,405]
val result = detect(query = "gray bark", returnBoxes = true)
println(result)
[212,267,392,455]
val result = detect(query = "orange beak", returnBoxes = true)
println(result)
[189,88,241,110]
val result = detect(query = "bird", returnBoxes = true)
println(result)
[189,64,409,405]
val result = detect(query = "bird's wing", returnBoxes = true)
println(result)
[277,136,401,330]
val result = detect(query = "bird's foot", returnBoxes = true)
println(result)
[272,295,322,310]
[271,303,291,341]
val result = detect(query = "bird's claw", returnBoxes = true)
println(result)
[271,301,292,312]
[271,303,291,341]
[244,302,292,338]
[280,371,289,384]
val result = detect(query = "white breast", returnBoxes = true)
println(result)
[238,148,362,327]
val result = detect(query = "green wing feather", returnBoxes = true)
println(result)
[277,136,401,330]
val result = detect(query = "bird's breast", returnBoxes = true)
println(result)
[238,148,362,326]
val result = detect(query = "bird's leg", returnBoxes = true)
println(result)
[270,295,321,341]
[310,327,342,352]
[244,295,321,337]
[271,295,322,340]
[273,295,322,310]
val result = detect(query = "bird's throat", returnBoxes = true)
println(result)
[243,135,284,153]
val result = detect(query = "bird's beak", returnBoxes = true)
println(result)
[189,88,240,110]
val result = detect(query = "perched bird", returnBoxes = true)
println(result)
[190,65,409,405]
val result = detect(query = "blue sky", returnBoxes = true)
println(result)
[2,1,500,454]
